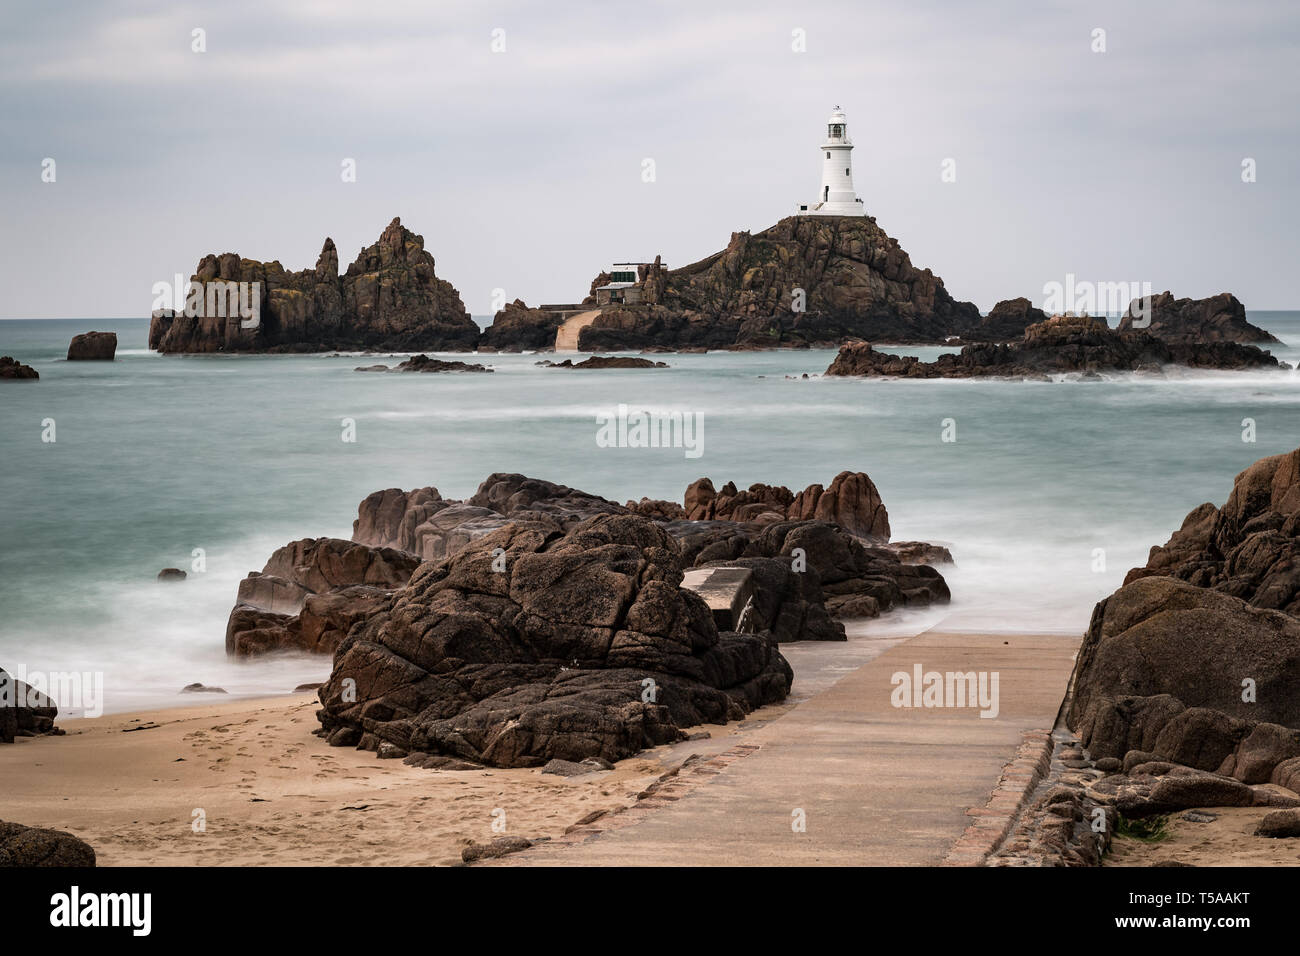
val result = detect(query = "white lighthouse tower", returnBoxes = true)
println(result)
[799,106,865,216]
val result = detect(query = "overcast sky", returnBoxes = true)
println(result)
[2,0,1297,319]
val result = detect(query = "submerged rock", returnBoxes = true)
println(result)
[539,356,667,369]
[356,355,492,373]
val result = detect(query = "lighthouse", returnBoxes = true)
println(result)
[799,106,866,216]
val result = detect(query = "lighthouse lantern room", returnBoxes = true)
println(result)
[799,106,866,217]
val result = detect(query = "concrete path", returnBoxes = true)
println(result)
[497,628,1079,866]
[554,309,602,351]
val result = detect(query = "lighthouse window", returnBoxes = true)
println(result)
[845,168,850,175]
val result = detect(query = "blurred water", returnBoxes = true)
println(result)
[1,314,1297,712]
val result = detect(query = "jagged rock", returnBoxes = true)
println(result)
[260,538,419,594]
[625,498,687,521]
[825,315,1285,378]
[683,471,890,541]
[568,216,981,351]
[316,514,793,768]
[1125,448,1300,615]
[479,300,564,351]
[0,821,96,866]
[150,218,479,353]
[225,538,419,657]
[0,356,38,380]
[966,297,1048,342]
[66,331,117,360]
[1069,450,1300,800]
[1118,292,1280,343]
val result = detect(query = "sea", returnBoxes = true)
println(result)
[2,314,1298,713]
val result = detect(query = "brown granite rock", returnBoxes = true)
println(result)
[0,356,38,380]
[825,315,1285,378]
[151,218,478,353]
[66,331,117,360]
[1118,291,1280,344]
[0,821,96,866]
[573,215,982,351]
[316,514,793,768]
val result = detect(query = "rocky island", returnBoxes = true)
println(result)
[149,217,479,354]
[480,216,1048,352]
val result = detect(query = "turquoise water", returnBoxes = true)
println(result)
[2,315,1298,712]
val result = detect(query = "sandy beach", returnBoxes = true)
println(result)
[1,625,1083,866]
[0,693,687,866]
[1107,808,1300,867]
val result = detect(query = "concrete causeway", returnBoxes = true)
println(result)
[495,627,1080,866]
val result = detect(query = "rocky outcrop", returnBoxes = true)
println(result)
[356,355,492,373]
[66,331,117,360]
[478,300,564,351]
[672,518,949,635]
[683,471,890,540]
[1068,577,1300,743]
[0,356,38,380]
[1118,292,1280,344]
[1124,448,1300,615]
[825,315,1286,378]
[315,514,794,767]
[0,821,96,866]
[225,538,421,657]
[244,468,945,664]
[1061,450,1300,834]
[966,297,1048,342]
[150,218,479,353]
[0,669,58,743]
[545,216,982,351]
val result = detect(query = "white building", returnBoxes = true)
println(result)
[593,262,667,305]
[799,107,866,217]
